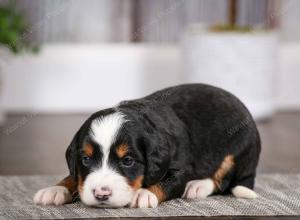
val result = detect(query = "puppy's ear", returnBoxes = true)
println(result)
[139,127,170,186]
[65,130,81,180]
[138,113,171,186]
[141,135,170,186]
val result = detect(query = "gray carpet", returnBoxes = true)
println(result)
[0,174,300,219]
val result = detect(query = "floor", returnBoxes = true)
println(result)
[0,112,300,220]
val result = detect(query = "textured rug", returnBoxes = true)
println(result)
[0,174,300,219]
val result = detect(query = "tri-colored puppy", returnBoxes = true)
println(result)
[34,84,260,208]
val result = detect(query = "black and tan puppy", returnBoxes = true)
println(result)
[34,84,260,208]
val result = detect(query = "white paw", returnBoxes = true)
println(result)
[231,185,258,199]
[130,189,158,208]
[33,186,72,205]
[182,178,215,199]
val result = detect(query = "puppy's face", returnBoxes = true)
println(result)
[66,108,171,207]
[74,112,145,207]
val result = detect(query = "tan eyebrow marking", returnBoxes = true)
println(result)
[116,144,128,158]
[83,144,94,157]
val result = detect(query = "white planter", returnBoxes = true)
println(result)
[182,26,278,120]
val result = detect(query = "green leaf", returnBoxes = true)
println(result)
[0,0,38,54]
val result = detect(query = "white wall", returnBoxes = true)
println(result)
[277,43,300,110]
[1,43,300,113]
[1,44,182,113]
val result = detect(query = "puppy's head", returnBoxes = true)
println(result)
[65,109,170,207]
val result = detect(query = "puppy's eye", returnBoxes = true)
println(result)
[121,156,135,167]
[82,156,91,166]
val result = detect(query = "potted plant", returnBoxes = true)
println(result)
[183,0,277,120]
[0,0,38,124]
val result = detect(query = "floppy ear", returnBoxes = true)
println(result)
[65,130,81,180]
[143,138,170,186]
[139,114,171,186]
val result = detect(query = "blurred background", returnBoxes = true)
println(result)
[0,0,299,175]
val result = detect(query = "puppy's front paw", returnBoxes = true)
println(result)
[130,189,158,208]
[33,186,72,205]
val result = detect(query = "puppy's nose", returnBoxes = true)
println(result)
[93,186,112,201]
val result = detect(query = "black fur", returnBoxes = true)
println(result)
[66,84,261,202]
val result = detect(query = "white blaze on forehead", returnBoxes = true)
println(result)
[90,111,126,153]
[90,111,127,172]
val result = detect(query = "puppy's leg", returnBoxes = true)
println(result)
[231,185,258,198]
[231,174,258,199]
[182,154,236,199]
[182,178,215,199]
[34,176,77,205]
[130,188,159,208]
[130,171,188,208]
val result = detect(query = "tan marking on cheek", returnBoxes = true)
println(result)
[116,144,128,158]
[213,154,235,190]
[83,144,93,157]
[56,175,77,194]
[77,175,84,194]
[129,175,144,190]
[148,184,166,203]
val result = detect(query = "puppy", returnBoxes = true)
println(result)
[34,84,260,208]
